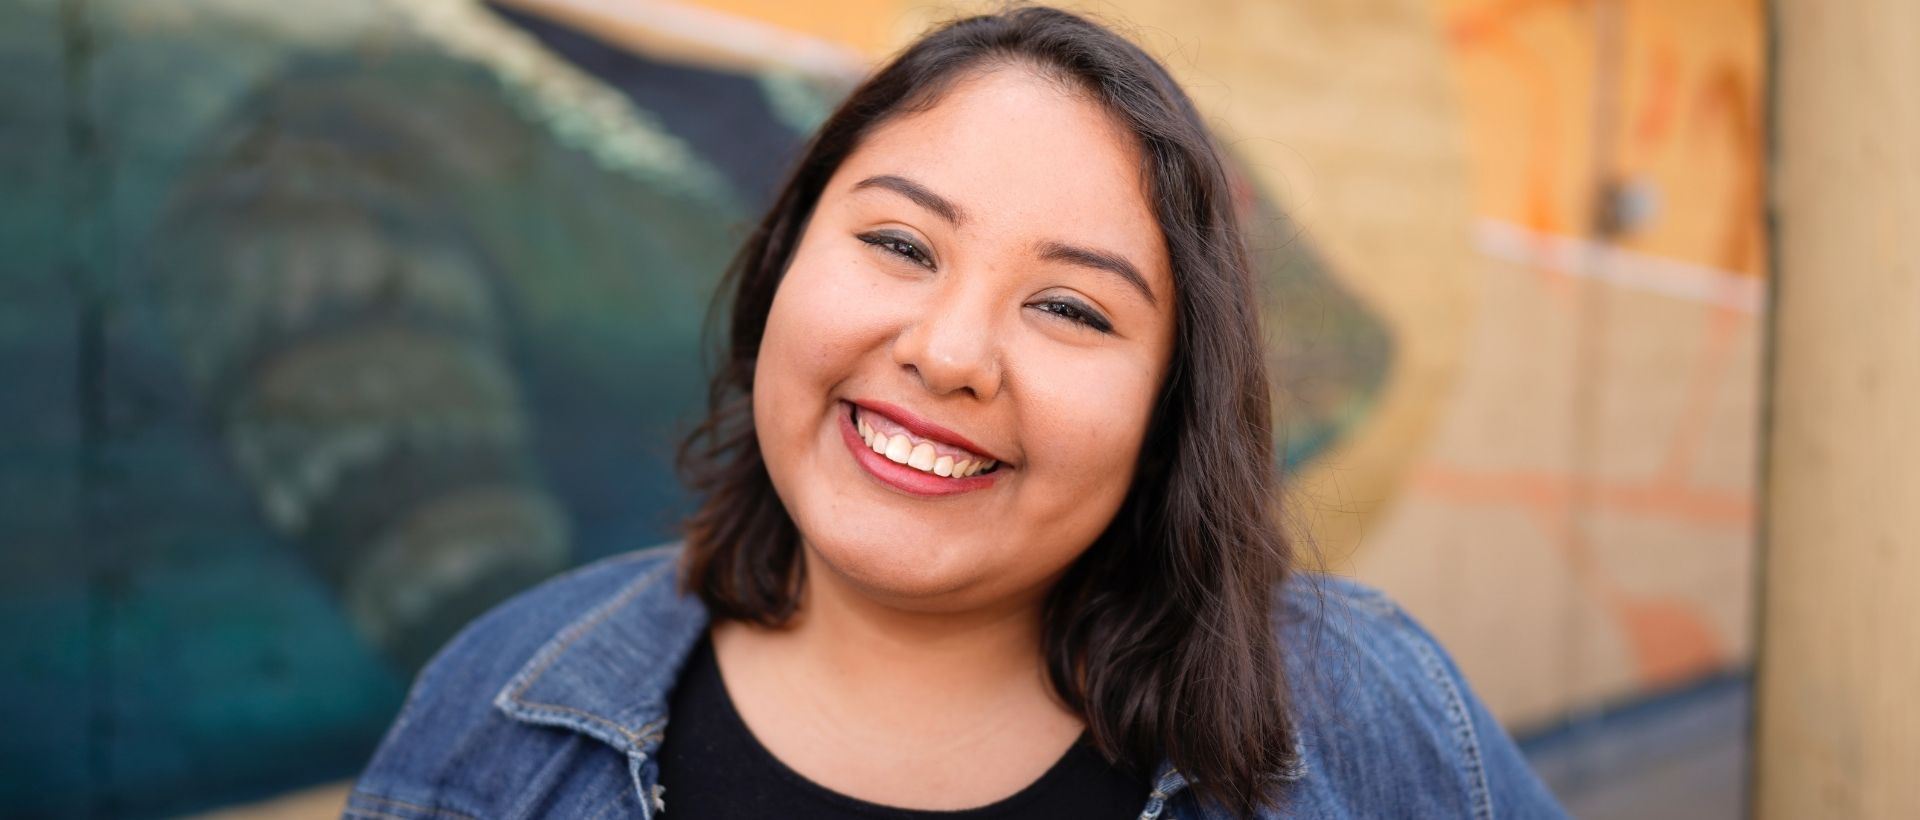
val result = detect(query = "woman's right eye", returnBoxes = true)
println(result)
[857,231,933,269]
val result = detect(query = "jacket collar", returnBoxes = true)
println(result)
[491,552,710,757]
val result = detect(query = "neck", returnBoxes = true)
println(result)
[717,544,1074,746]
[705,544,1091,805]
[793,548,1052,700]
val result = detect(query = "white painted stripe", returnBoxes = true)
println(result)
[514,0,868,77]
[1473,218,1767,314]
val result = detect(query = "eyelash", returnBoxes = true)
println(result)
[858,231,934,268]
[855,232,1116,335]
[1031,298,1114,334]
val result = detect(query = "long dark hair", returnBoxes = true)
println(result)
[677,5,1298,813]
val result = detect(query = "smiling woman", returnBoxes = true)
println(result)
[349,6,1566,819]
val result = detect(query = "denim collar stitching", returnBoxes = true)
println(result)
[492,550,709,755]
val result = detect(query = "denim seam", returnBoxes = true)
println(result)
[1404,617,1492,820]
[347,791,480,820]
[494,556,677,749]
[630,750,666,820]
[1137,787,1168,820]
[1138,763,1190,820]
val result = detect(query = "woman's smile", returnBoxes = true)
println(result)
[838,400,1006,497]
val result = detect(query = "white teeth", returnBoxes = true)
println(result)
[908,442,936,470]
[958,460,996,478]
[856,409,1000,479]
[884,434,913,464]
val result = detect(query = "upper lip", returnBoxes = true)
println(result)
[849,399,1009,465]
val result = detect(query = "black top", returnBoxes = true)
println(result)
[654,634,1149,819]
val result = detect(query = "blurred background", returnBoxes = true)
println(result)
[2,0,1912,817]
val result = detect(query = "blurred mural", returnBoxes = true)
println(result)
[1356,0,1765,725]
[0,0,1760,816]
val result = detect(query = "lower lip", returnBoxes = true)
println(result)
[839,402,1003,497]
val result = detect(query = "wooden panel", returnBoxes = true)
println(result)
[1756,0,1920,816]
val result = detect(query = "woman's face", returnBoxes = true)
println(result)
[753,66,1177,611]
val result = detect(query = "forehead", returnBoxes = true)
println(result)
[831,66,1171,288]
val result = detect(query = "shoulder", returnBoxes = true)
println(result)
[404,542,684,704]
[1273,573,1482,750]
[349,543,689,818]
[1274,573,1462,705]
[1264,573,1567,819]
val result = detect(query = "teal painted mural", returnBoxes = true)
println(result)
[0,0,1390,815]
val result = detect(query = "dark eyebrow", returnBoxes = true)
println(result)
[1034,239,1158,307]
[852,174,967,226]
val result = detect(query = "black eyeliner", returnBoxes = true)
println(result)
[1036,297,1115,334]
[856,230,933,268]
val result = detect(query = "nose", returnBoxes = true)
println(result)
[890,285,1003,401]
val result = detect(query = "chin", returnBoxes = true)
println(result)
[802,525,985,605]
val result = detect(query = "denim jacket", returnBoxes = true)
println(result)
[349,543,1567,819]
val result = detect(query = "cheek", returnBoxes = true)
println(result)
[758,247,888,394]
[1014,351,1160,514]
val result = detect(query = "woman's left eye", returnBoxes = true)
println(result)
[1030,298,1114,334]
[856,231,933,268]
